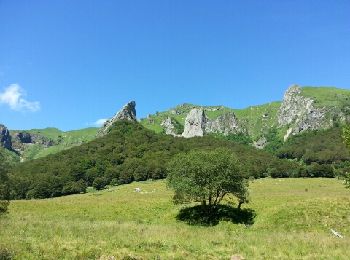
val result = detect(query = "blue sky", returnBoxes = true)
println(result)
[0,0,349,130]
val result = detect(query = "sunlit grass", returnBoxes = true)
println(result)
[1,178,349,259]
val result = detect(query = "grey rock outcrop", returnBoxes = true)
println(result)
[182,109,207,138]
[11,132,55,152]
[98,101,137,136]
[181,109,244,138]
[278,85,329,140]
[0,124,12,150]
[161,117,178,136]
[205,112,243,135]
[15,132,32,143]
[253,136,267,149]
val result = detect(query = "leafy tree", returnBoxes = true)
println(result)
[167,148,249,209]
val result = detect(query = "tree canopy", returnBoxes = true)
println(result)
[167,148,249,208]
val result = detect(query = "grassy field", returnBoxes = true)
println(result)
[1,178,349,259]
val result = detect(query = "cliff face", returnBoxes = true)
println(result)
[182,109,207,138]
[0,124,12,150]
[278,85,331,140]
[161,117,181,136]
[181,109,244,138]
[205,112,244,135]
[10,131,55,153]
[98,101,137,136]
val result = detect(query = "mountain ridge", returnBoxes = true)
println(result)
[1,85,349,160]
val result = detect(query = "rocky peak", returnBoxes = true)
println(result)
[0,124,12,150]
[278,85,329,140]
[98,101,137,136]
[182,108,207,138]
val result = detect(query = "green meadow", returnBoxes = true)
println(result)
[1,178,349,259]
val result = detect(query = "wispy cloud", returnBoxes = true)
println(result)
[94,118,107,127]
[0,84,40,112]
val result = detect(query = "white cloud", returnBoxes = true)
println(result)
[0,84,40,112]
[94,118,107,127]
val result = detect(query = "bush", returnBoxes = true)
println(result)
[307,163,334,178]
[0,200,9,215]
[92,177,108,190]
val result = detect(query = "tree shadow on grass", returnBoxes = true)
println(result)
[176,204,256,226]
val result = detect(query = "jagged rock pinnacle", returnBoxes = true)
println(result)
[98,101,137,136]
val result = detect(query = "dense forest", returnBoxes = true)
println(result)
[4,121,349,199]
[276,127,350,177]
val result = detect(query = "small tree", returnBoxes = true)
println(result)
[167,148,249,209]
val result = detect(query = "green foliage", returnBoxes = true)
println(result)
[92,177,108,190]
[0,148,19,166]
[262,128,284,153]
[167,149,249,208]
[8,121,280,199]
[0,151,11,215]
[214,133,253,145]
[342,125,350,148]
[277,127,350,164]
[306,163,334,178]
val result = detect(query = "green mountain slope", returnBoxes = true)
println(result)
[10,127,98,161]
[301,86,350,108]
[8,121,287,199]
[140,86,350,141]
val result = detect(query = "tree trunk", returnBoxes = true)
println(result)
[237,201,243,209]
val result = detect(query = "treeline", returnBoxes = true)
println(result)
[8,121,295,199]
[275,127,350,177]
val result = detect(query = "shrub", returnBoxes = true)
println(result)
[0,200,9,215]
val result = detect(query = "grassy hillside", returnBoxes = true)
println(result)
[140,102,282,139]
[1,178,349,259]
[140,86,350,141]
[12,127,98,160]
[301,86,350,108]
